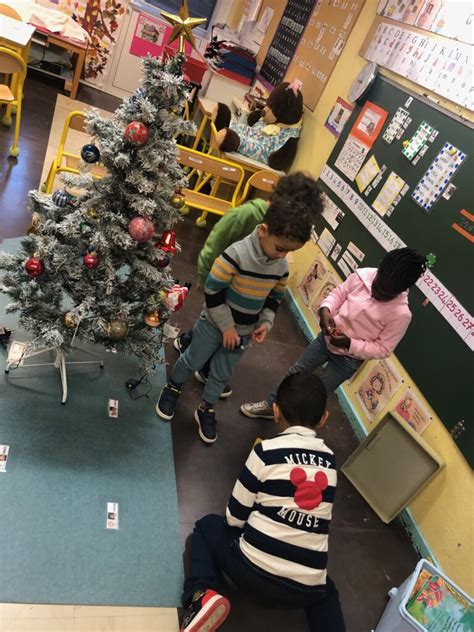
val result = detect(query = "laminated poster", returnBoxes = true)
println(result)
[393,389,433,434]
[325,97,354,138]
[350,101,388,149]
[355,155,380,192]
[405,568,474,631]
[298,256,328,306]
[310,273,339,318]
[356,359,403,420]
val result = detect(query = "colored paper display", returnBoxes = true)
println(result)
[355,155,380,192]
[372,171,406,216]
[317,227,336,256]
[383,106,411,143]
[298,255,328,305]
[321,193,346,230]
[310,273,339,317]
[334,137,370,181]
[351,101,388,148]
[402,121,434,160]
[357,359,403,420]
[325,97,354,138]
[393,389,432,434]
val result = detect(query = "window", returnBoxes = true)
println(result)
[144,0,218,26]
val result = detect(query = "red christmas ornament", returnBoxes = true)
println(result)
[24,257,45,277]
[83,252,100,269]
[128,217,155,242]
[158,230,177,253]
[165,283,189,312]
[124,121,149,145]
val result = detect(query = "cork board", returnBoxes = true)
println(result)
[255,0,287,67]
[285,0,365,111]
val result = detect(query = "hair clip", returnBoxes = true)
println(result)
[287,79,303,95]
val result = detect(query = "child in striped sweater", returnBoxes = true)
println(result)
[155,199,314,443]
[179,373,345,632]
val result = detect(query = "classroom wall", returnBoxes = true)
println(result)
[286,1,473,594]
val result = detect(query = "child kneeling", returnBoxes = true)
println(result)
[179,373,346,632]
[155,199,313,444]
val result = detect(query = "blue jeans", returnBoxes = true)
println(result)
[268,332,363,404]
[172,315,247,404]
[182,514,346,632]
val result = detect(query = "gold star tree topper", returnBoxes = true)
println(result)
[161,0,206,53]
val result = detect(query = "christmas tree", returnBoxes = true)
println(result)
[0,54,194,375]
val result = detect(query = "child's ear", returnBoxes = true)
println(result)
[272,403,281,424]
[316,410,330,429]
[258,223,269,237]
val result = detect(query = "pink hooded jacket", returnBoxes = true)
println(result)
[319,268,412,360]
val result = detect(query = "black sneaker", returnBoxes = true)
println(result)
[194,406,217,444]
[181,588,230,632]
[193,370,233,398]
[155,383,181,421]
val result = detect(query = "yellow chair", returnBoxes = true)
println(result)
[42,110,106,193]
[177,145,245,228]
[0,47,26,158]
[0,4,21,20]
[237,169,281,206]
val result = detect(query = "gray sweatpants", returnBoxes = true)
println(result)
[171,315,247,404]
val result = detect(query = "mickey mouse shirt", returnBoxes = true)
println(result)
[226,426,336,588]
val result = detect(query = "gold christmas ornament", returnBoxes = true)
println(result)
[63,312,76,329]
[171,192,185,209]
[160,0,206,53]
[87,208,98,219]
[144,310,162,327]
[107,319,128,339]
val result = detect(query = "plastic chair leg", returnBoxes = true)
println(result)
[8,100,21,158]
[196,212,208,228]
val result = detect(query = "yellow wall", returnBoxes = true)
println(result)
[286,1,473,594]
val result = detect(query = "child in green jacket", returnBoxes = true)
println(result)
[174,172,323,397]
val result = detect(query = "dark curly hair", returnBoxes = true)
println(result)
[263,198,314,244]
[270,172,323,222]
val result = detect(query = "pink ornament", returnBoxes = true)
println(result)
[83,252,100,269]
[165,284,189,312]
[128,217,155,242]
[124,121,149,146]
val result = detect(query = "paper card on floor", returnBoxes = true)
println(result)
[356,359,403,421]
[334,136,370,181]
[330,243,342,261]
[372,172,405,216]
[163,323,180,339]
[412,143,467,212]
[106,502,119,530]
[401,121,434,160]
[337,257,352,278]
[0,445,10,473]
[108,399,119,418]
[342,250,358,271]
[347,241,365,262]
[317,228,336,256]
[321,193,345,230]
[298,256,328,305]
[355,155,380,192]
[310,273,339,317]
[7,341,27,367]
[392,389,433,434]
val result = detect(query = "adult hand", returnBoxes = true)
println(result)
[223,327,240,349]
[318,307,336,335]
[252,324,268,344]
[330,333,351,350]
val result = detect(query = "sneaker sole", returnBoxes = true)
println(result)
[182,595,230,632]
[155,402,174,421]
[173,338,182,353]
[239,404,274,420]
[194,410,217,444]
[194,372,233,399]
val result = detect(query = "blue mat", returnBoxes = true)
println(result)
[0,238,183,606]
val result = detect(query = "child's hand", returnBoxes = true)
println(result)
[330,333,351,350]
[318,307,336,335]
[252,324,268,344]
[223,327,240,349]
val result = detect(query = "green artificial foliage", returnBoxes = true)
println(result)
[0,55,195,375]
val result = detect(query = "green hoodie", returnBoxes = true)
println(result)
[197,198,268,287]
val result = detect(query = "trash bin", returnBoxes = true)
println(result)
[375,559,473,631]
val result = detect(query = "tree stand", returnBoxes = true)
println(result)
[5,346,104,404]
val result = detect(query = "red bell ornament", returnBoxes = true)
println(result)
[124,121,149,146]
[158,230,176,254]
[24,256,45,277]
[128,217,155,242]
[83,252,100,269]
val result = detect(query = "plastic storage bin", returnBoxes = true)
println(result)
[375,559,473,631]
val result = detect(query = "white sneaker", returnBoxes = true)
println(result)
[240,401,274,420]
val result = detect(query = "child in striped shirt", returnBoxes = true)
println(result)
[179,373,345,632]
[155,200,314,443]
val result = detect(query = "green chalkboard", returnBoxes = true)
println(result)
[315,76,473,467]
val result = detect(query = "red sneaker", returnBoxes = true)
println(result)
[181,589,231,632]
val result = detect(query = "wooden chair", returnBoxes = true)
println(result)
[177,145,245,227]
[42,110,106,193]
[0,47,26,157]
[237,170,281,206]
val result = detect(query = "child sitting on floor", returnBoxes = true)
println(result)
[156,197,315,443]
[179,372,346,632]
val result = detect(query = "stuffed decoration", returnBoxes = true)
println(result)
[212,81,304,172]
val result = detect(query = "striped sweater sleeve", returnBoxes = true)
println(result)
[226,444,265,529]
[257,271,289,331]
[205,253,238,332]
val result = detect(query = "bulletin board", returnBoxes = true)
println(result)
[313,76,474,466]
[285,0,365,111]
[258,0,316,89]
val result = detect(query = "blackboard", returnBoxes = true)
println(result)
[259,0,316,88]
[314,76,473,467]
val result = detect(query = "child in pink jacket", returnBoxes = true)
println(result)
[241,248,427,420]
